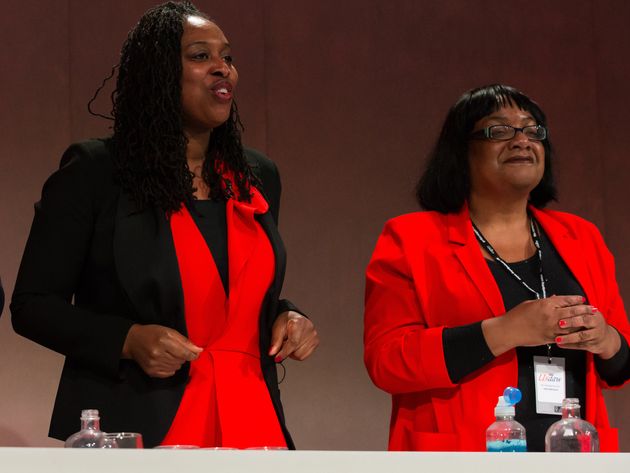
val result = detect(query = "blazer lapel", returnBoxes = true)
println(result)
[447,207,505,316]
[226,199,258,292]
[227,186,273,292]
[257,211,286,330]
[530,207,595,301]
[530,208,600,422]
[113,191,185,333]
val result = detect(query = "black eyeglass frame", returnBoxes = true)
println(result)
[469,124,547,141]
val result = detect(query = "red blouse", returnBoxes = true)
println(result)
[161,186,286,448]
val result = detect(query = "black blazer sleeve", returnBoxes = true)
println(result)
[11,143,134,378]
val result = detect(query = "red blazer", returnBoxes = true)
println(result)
[364,205,630,451]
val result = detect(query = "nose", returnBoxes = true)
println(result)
[210,57,229,78]
[508,129,532,149]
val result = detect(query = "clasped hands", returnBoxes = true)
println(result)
[494,295,621,359]
[122,311,319,378]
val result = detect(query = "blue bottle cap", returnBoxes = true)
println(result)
[503,386,522,406]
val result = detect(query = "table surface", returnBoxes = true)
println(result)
[2,448,630,473]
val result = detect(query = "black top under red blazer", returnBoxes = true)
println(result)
[11,138,297,448]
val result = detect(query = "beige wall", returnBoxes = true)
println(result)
[1,0,630,450]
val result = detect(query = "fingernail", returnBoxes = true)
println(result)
[274,356,283,363]
[558,320,567,328]
[592,307,598,314]
[555,337,563,344]
[582,296,586,303]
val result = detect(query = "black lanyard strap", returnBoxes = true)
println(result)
[471,218,547,299]
[472,217,553,362]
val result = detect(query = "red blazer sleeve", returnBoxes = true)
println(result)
[588,222,630,389]
[534,208,630,390]
[364,219,455,394]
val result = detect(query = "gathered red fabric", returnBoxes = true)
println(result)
[162,185,286,448]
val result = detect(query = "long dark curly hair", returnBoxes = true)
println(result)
[100,1,255,212]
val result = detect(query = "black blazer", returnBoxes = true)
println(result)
[11,139,296,448]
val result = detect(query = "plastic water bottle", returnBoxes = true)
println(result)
[545,398,599,452]
[64,409,105,448]
[486,387,527,452]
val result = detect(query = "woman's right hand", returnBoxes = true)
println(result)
[121,324,203,378]
[482,295,591,356]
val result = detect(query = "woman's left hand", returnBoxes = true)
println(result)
[269,311,319,362]
[556,308,621,359]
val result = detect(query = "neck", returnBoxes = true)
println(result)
[185,129,211,170]
[185,129,211,200]
[468,194,529,230]
[468,194,535,262]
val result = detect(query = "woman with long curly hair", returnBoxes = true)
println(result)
[11,1,318,449]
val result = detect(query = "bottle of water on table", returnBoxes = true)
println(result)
[64,409,105,448]
[486,387,527,452]
[545,398,599,452]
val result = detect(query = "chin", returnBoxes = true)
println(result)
[208,115,231,130]
[507,179,542,195]
[507,170,543,186]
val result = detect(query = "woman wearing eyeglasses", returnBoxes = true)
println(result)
[364,84,630,452]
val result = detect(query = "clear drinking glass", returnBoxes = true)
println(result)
[103,432,144,448]
[100,436,119,449]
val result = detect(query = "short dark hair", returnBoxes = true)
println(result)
[416,84,557,213]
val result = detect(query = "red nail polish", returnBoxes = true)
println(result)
[558,320,567,328]
[592,307,598,314]
[274,356,282,363]
[582,296,586,303]
[555,337,563,344]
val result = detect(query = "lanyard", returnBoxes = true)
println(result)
[472,217,553,362]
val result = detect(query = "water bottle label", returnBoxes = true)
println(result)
[533,356,565,415]
[487,439,527,453]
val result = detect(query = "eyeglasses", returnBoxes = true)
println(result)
[469,124,547,141]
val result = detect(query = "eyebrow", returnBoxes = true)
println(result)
[485,113,535,121]
[184,41,231,50]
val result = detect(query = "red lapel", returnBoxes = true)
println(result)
[226,182,269,291]
[446,205,505,317]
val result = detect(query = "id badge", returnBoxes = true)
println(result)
[533,356,566,415]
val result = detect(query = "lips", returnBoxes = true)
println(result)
[210,80,233,102]
[504,155,534,164]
